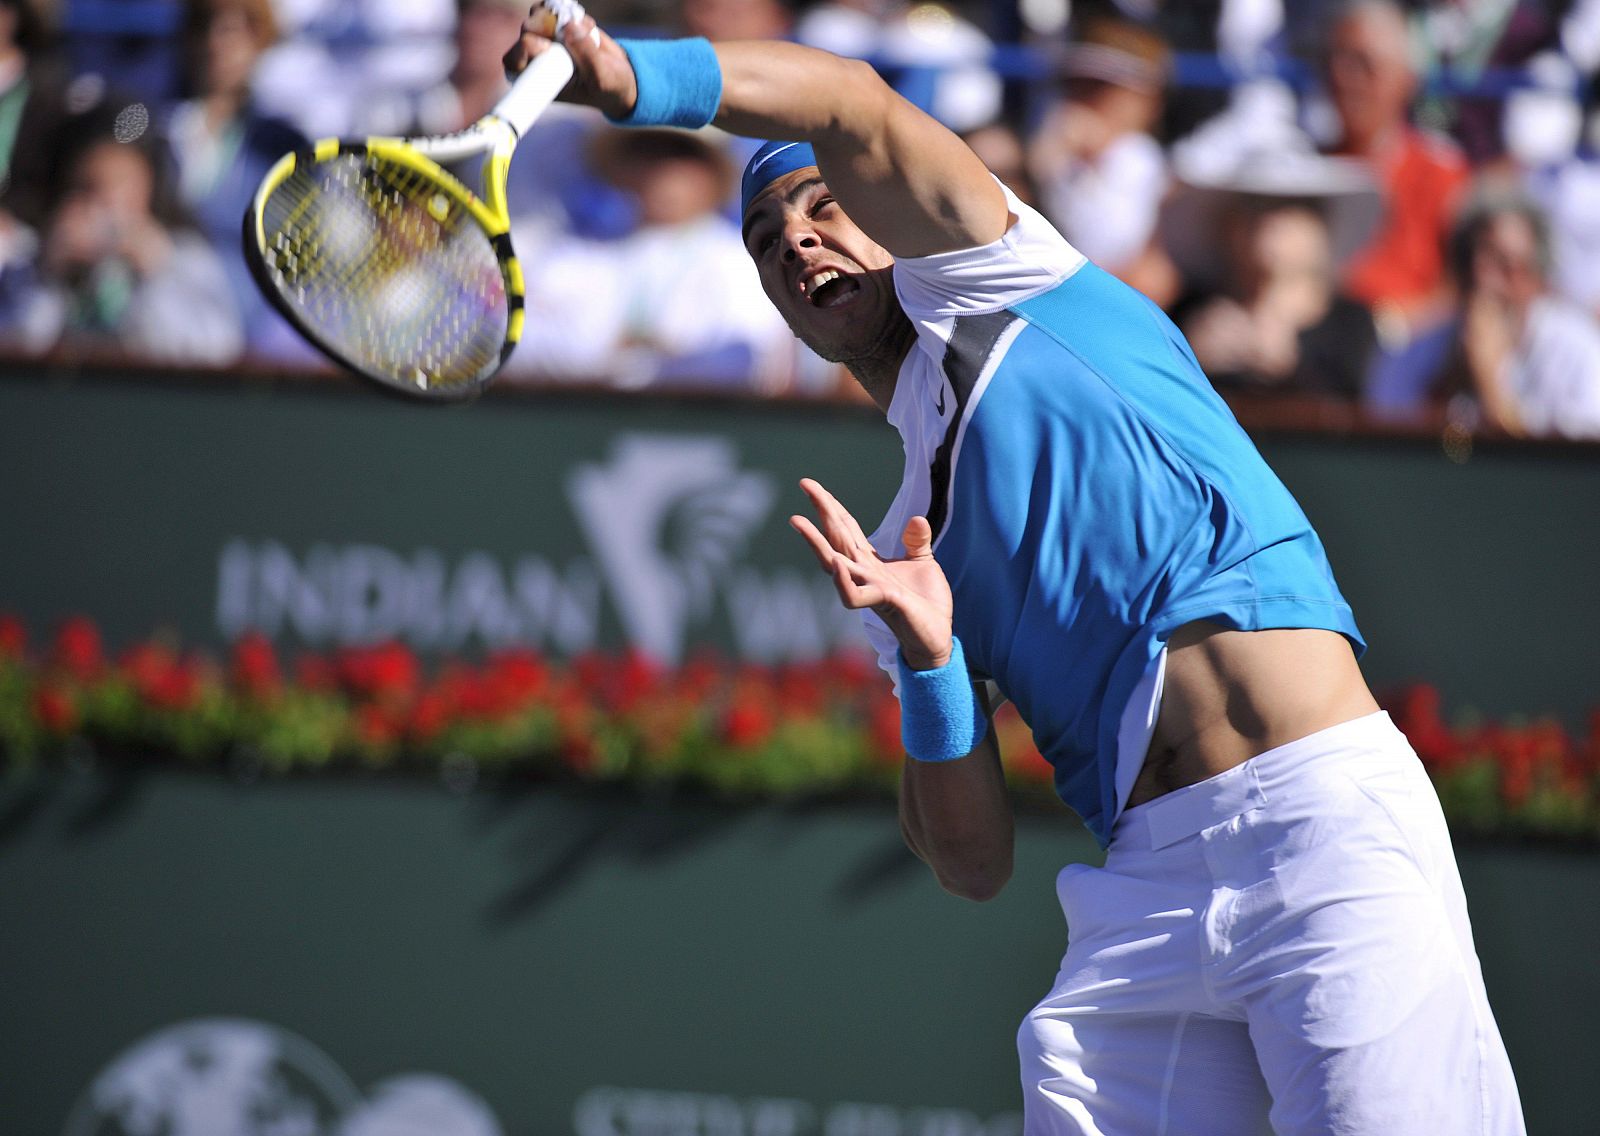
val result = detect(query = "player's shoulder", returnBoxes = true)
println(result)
[891,184,1086,323]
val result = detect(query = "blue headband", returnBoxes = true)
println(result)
[740,141,818,218]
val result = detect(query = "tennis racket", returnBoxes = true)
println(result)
[243,3,583,400]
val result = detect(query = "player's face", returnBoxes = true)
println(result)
[742,168,902,363]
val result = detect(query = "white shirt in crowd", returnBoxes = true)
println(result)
[507,214,794,392]
[1504,294,1600,439]
[1039,132,1167,273]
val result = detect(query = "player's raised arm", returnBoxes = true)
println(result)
[504,13,1009,258]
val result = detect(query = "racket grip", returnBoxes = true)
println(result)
[494,45,575,137]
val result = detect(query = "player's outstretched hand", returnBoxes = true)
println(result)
[503,6,638,121]
[789,478,955,671]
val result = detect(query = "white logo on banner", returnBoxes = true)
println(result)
[215,434,864,661]
[573,1087,1023,1136]
[63,1018,503,1136]
[569,435,774,663]
[216,543,600,652]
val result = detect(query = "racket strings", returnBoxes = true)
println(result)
[261,153,508,391]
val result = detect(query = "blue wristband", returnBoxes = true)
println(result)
[897,636,989,762]
[608,37,723,129]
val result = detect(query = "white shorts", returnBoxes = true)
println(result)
[1018,711,1525,1135]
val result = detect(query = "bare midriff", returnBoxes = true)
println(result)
[1126,621,1381,809]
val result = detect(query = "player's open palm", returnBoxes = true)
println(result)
[789,479,955,670]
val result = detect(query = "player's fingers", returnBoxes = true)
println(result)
[549,10,637,117]
[503,20,555,76]
[561,12,606,56]
[831,556,886,611]
[788,514,845,572]
[798,480,857,553]
[799,478,875,558]
[902,516,934,560]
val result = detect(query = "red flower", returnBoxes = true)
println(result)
[572,652,608,693]
[295,653,336,692]
[824,649,874,691]
[230,632,281,698]
[675,652,722,701]
[33,684,76,734]
[452,668,503,719]
[721,702,775,748]
[337,641,420,701]
[52,616,103,681]
[488,649,547,698]
[0,614,24,659]
[408,692,451,741]
[145,663,201,711]
[1584,710,1600,776]
[868,694,903,764]
[459,650,549,719]
[121,643,201,710]
[611,649,661,712]
[776,665,825,716]
[121,641,177,687]
[1389,683,1460,770]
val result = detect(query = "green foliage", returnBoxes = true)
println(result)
[3,623,1598,842]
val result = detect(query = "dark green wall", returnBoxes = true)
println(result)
[4,370,1598,721]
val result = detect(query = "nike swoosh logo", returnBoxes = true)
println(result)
[935,384,947,415]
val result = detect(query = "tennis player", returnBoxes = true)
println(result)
[507,15,1526,1133]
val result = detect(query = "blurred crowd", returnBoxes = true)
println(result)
[0,0,1598,436]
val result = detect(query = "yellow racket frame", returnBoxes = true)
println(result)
[243,45,574,400]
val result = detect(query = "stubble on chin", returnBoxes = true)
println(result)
[805,313,916,409]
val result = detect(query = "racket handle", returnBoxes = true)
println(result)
[494,45,575,138]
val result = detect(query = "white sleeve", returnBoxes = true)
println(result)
[860,608,904,700]
[891,181,1087,323]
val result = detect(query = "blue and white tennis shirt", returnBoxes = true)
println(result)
[863,185,1365,847]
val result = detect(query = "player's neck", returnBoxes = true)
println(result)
[843,315,916,413]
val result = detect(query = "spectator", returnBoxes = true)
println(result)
[1371,194,1600,437]
[0,0,69,234]
[676,0,795,214]
[2,124,243,364]
[1526,150,1600,319]
[1409,0,1568,164]
[1320,0,1471,342]
[361,0,582,234]
[507,127,794,392]
[251,0,455,139]
[1173,161,1382,400]
[680,0,792,43]
[1442,195,1600,437]
[1497,54,1600,318]
[363,0,521,138]
[1077,0,1288,143]
[1029,17,1178,306]
[168,0,311,361]
[795,0,1001,135]
[0,0,69,326]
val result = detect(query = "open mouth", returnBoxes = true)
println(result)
[802,269,861,309]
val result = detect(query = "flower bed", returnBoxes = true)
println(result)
[2,616,1597,840]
